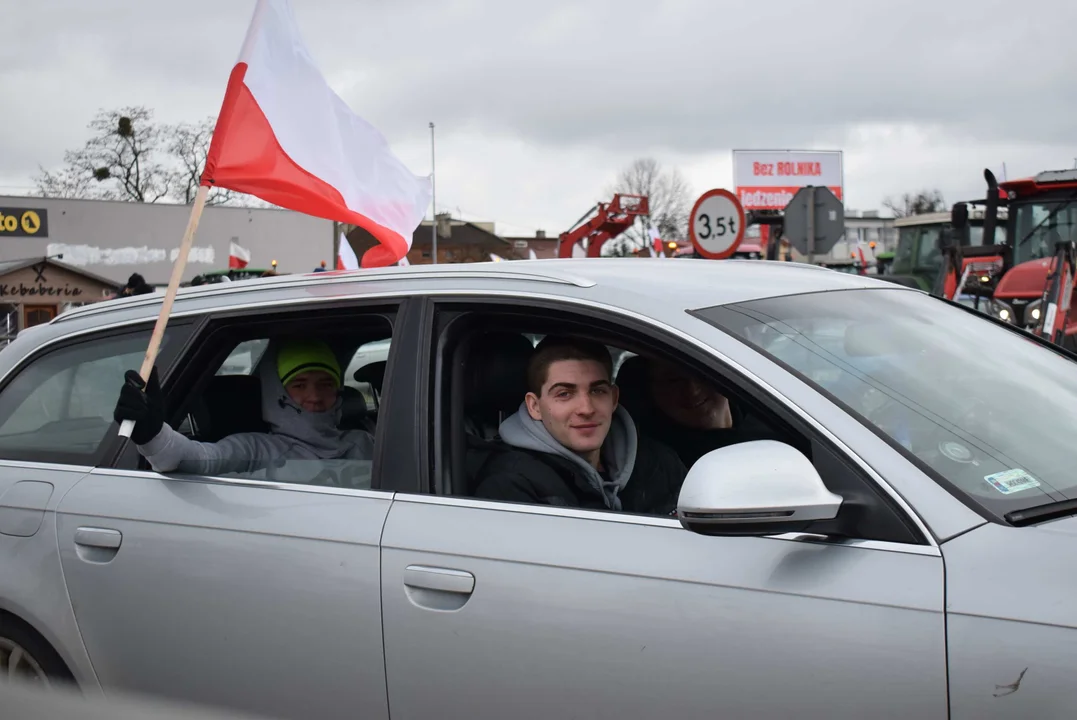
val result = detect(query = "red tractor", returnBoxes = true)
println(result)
[952,169,1077,348]
[558,194,650,258]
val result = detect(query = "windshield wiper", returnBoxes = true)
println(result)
[1016,190,1077,249]
[1004,498,1077,527]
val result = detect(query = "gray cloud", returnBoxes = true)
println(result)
[2,0,1075,230]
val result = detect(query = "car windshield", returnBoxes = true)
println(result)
[696,287,1077,519]
[1012,200,1077,265]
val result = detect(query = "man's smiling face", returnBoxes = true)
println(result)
[525,358,619,463]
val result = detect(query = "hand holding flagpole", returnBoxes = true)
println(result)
[118,185,209,438]
[118,0,430,439]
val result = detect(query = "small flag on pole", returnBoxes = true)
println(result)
[228,241,251,269]
[648,225,663,258]
[201,0,432,268]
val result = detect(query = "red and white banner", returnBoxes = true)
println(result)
[201,0,431,268]
[228,241,251,269]
[732,150,843,210]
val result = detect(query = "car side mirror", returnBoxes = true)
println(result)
[676,440,843,536]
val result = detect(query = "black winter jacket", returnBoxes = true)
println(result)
[474,433,688,516]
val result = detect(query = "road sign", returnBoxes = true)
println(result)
[688,189,745,259]
[783,185,844,259]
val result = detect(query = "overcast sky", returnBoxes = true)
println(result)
[3,0,1075,236]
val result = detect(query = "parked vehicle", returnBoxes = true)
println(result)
[0,258,1075,720]
[881,209,1007,299]
[963,169,1077,347]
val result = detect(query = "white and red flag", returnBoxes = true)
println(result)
[202,0,431,268]
[648,225,663,258]
[228,241,251,269]
[336,231,360,271]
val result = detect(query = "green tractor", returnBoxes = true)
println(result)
[188,266,282,286]
[879,209,1007,293]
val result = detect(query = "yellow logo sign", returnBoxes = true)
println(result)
[0,208,48,237]
[20,211,41,235]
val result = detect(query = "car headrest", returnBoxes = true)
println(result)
[338,385,369,430]
[353,361,387,394]
[614,355,654,417]
[465,332,534,414]
[202,375,268,442]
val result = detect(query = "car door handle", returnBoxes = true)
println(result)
[74,527,123,549]
[403,565,475,595]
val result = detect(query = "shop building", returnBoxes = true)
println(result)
[0,256,120,340]
[0,196,334,286]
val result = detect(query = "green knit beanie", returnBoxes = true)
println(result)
[277,339,341,387]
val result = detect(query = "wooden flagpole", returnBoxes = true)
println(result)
[118,184,210,438]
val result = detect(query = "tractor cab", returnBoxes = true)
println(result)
[882,209,1006,297]
[981,169,1077,343]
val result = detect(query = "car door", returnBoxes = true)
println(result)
[55,300,417,720]
[378,296,949,720]
[0,322,196,688]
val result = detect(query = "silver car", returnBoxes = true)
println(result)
[0,258,1074,719]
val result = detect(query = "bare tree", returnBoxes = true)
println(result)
[166,117,236,206]
[34,106,173,203]
[883,189,947,218]
[33,106,251,207]
[603,157,692,256]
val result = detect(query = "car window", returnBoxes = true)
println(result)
[0,329,183,463]
[344,337,392,411]
[169,323,393,490]
[216,339,269,376]
[440,318,792,516]
[695,287,1077,519]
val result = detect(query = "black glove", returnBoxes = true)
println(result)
[114,367,164,445]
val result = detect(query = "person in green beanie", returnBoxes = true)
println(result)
[113,338,374,484]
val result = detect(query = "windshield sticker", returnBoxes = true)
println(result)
[984,469,1042,495]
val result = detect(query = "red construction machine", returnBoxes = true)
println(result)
[950,168,1077,348]
[558,194,650,258]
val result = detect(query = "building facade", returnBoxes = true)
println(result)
[0,257,121,340]
[345,213,524,264]
[0,196,335,286]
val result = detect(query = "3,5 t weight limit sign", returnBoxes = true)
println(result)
[688,189,745,259]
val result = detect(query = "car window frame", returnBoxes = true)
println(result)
[422,293,930,546]
[0,318,199,468]
[105,296,426,496]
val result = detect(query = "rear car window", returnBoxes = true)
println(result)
[0,327,185,464]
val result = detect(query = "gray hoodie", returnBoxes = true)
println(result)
[497,402,638,510]
[137,344,375,484]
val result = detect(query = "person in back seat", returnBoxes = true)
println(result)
[621,356,782,468]
[473,336,686,515]
[113,339,374,480]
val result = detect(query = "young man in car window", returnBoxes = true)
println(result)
[473,336,687,515]
[113,338,374,481]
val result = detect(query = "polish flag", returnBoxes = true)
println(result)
[228,241,251,269]
[647,225,663,258]
[397,254,410,267]
[337,232,360,271]
[202,0,432,268]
